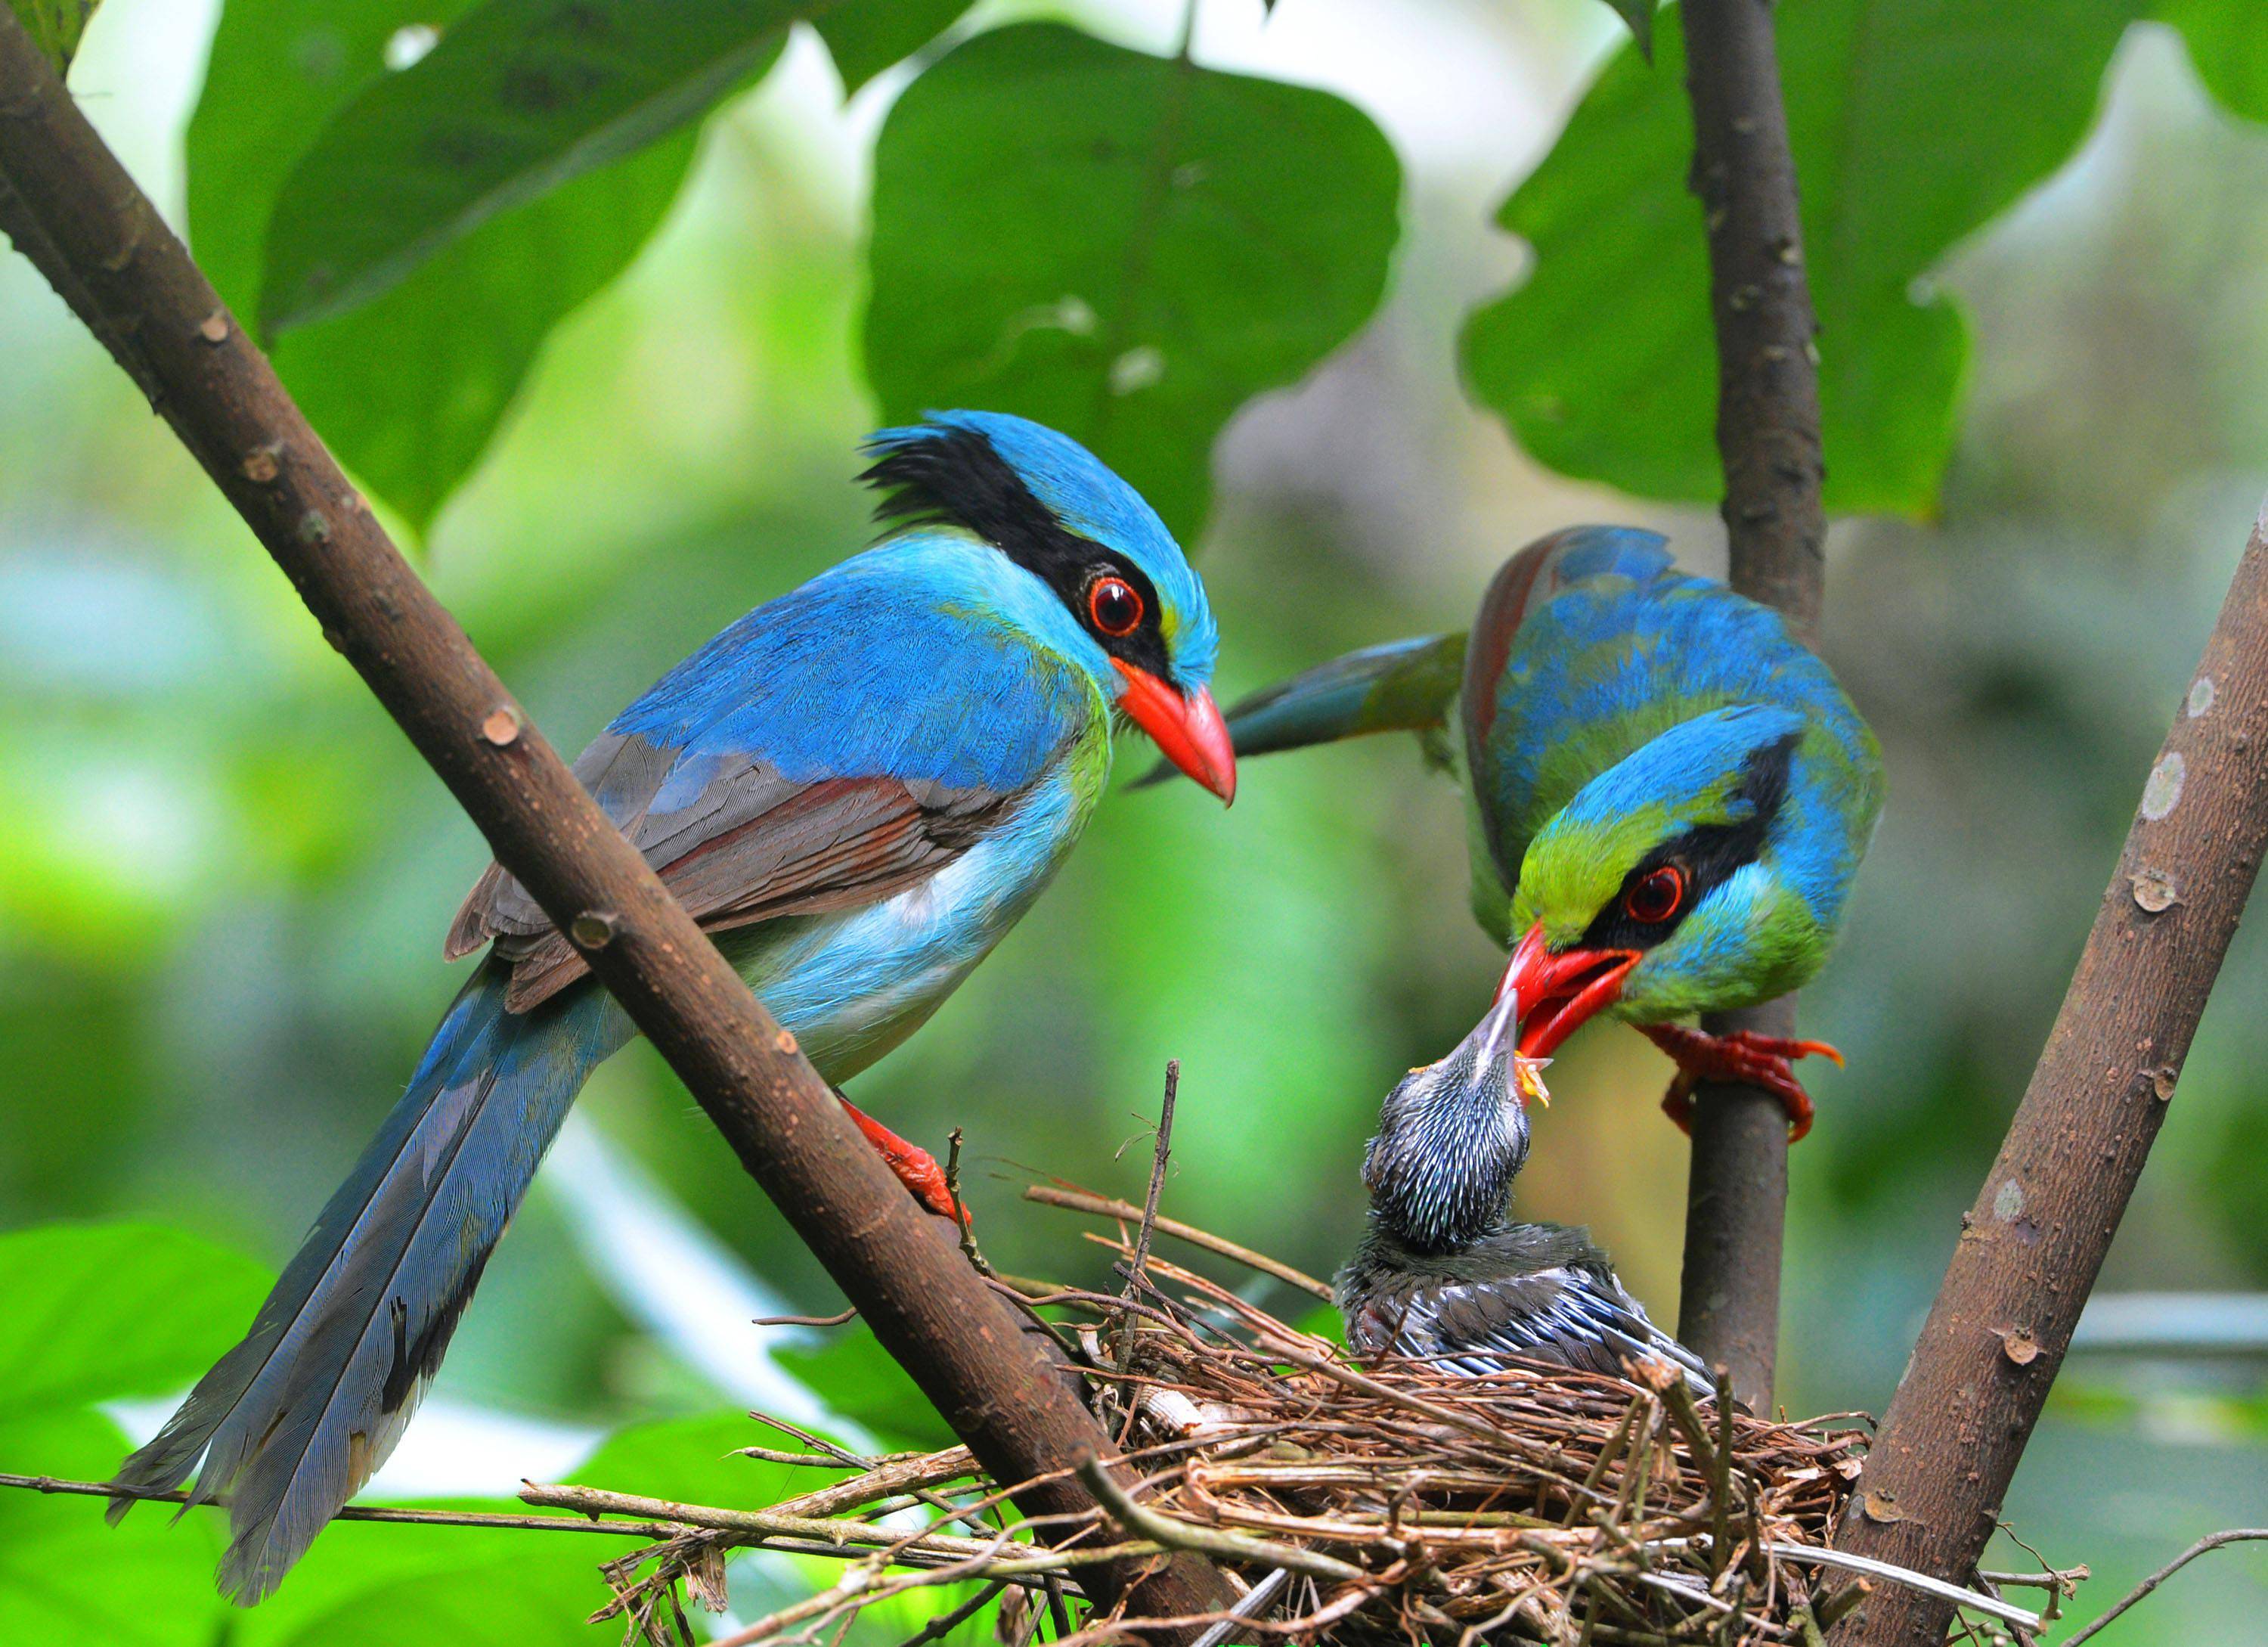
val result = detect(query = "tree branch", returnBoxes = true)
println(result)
[0,13,1225,1633]
[1675,0,1829,1409]
[1829,513,2268,1645]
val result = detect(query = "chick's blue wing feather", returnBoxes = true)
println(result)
[449,546,1092,1005]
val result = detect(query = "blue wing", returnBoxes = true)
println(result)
[448,542,1094,1006]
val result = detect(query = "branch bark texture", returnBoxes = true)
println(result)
[0,14,1225,1630]
[1675,0,1827,1405]
[1830,514,2268,1645]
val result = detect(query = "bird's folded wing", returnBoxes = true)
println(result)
[446,727,1015,1010]
[1426,1264,1712,1391]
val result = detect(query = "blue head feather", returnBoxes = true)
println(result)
[862,411,1219,688]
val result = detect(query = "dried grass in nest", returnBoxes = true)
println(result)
[550,1184,2069,1647]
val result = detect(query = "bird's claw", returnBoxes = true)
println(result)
[836,1094,968,1224]
[1644,1025,1839,1143]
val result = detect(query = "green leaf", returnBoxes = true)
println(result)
[865,23,1402,541]
[0,1410,228,1645]
[274,129,697,529]
[776,1329,957,1452]
[5,0,98,76]
[262,1550,608,1647]
[0,1222,270,1425]
[815,0,967,94]
[1462,0,2137,516]
[1603,0,1653,60]
[258,0,813,333]
[188,0,704,530]
[575,1409,855,1507]
[2159,0,2268,123]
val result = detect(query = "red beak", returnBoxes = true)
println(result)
[1112,661,1236,805]
[1497,920,1638,1060]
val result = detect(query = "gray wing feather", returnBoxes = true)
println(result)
[445,729,1014,1008]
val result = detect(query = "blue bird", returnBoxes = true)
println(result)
[109,411,1236,1601]
[1192,526,1881,1137]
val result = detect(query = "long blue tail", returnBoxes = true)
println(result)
[1135,633,1467,786]
[109,960,626,1602]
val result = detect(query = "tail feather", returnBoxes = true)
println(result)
[1136,633,1466,786]
[110,961,626,1602]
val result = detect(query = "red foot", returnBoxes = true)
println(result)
[836,1094,964,1223]
[1641,1024,1843,1143]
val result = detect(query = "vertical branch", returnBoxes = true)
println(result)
[0,14,1227,1633]
[1830,516,2268,1643]
[1675,0,1827,1404]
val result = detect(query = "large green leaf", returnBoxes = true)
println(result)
[5,0,98,74]
[2158,0,2268,123]
[257,0,816,333]
[274,131,697,529]
[575,1409,855,1507]
[0,1222,269,1425]
[775,1329,957,1451]
[1463,0,2137,516]
[815,0,967,94]
[0,1410,227,1645]
[188,0,704,531]
[865,23,1402,541]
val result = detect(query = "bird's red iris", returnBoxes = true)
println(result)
[1087,575,1143,637]
[1625,864,1686,925]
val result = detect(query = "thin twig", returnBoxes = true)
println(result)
[1124,1062,1180,1296]
[1025,1186,1332,1301]
[1074,1454,1366,1584]
[0,1473,679,1538]
[2061,1528,2268,1647]
[756,1307,860,1329]
[890,1576,1009,1647]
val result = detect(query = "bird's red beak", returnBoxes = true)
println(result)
[1497,920,1638,1060]
[1112,661,1236,805]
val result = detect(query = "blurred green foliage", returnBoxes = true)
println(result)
[866,21,1402,537]
[4,0,2268,1641]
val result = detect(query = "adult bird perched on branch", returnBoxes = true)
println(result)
[1337,990,1712,1392]
[110,411,1235,1602]
[1200,526,1881,1139]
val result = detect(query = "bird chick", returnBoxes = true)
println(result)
[1337,989,1712,1393]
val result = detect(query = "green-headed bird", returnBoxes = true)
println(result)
[1198,526,1882,1138]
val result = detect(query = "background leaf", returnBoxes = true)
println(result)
[0,1409,227,1646]
[189,0,705,531]
[864,23,1401,541]
[257,0,814,333]
[775,1331,956,1451]
[1463,0,2137,516]
[814,0,967,95]
[5,0,98,74]
[0,1222,269,1424]
[1601,0,1653,60]
[2156,0,2268,123]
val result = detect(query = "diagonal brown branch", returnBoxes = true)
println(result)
[0,11,1226,1633]
[1830,516,2268,1644]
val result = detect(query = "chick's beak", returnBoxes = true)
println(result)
[1111,661,1236,805]
[1469,986,1550,1108]
[1497,920,1639,1062]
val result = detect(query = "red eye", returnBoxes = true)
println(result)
[1087,575,1144,638]
[1625,864,1686,925]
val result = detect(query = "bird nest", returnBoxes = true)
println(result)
[554,1186,2066,1647]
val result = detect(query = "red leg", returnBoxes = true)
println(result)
[1641,1023,1843,1143]
[835,1093,963,1223]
